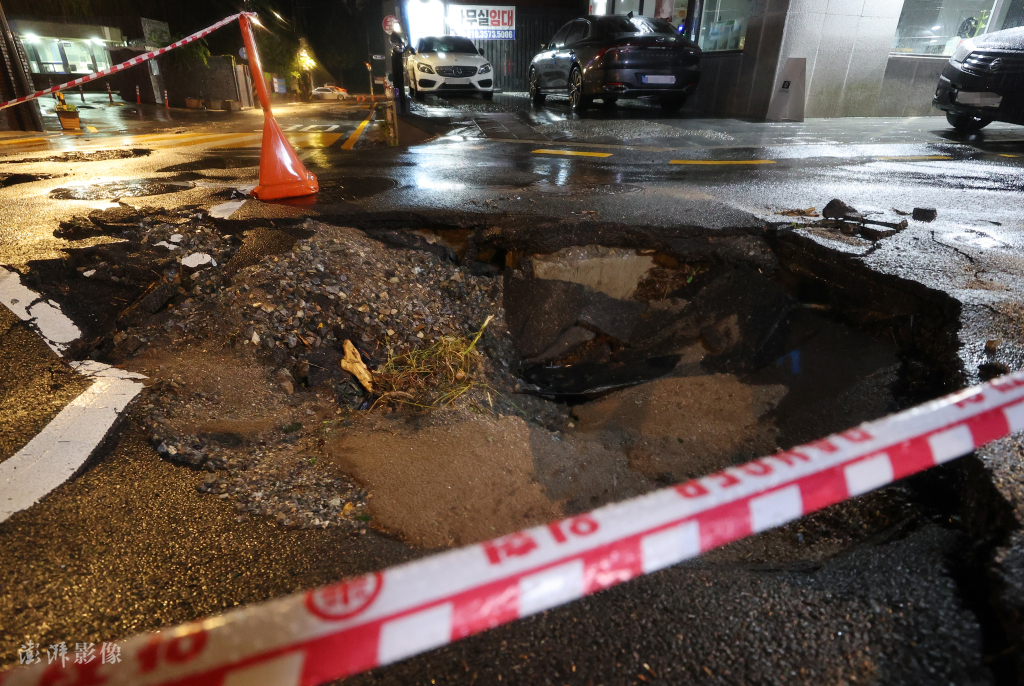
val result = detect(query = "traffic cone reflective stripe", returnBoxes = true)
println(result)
[239,13,318,201]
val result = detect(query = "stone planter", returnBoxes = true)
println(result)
[185,98,203,109]
[56,110,81,131]
[204,99,224,110]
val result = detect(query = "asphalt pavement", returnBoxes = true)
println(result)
[2,93,1024,683]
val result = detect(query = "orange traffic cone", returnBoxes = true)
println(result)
[239,13,318,201]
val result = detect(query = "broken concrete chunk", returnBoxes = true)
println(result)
[577,294,644,343]
[274,368,295,395]
[525,326,596,365]
[118,279,176,327]
[505,276,644,358]
[530,246,654,300]
[170,234,184,243]
[912,207,937,222]
[182,253,214,269]
[979,361,1010,381]
[340,339,373,392]
[823,199,863,220]
[985,339,1001,355]
[54,216,103,240]
[858,225,899,241]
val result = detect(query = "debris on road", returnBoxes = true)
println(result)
[778,207,820,217]
[341,340,373,393]
[913,207,938,222]
[822,198,863,221]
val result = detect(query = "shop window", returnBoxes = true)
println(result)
[892,0,1024,55]
[27,39,65,74]
[61,41,96,73]
[698,0,753,51]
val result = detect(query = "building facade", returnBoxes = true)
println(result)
[395,0,1024,118]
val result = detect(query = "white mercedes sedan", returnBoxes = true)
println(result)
[405,36,494,100]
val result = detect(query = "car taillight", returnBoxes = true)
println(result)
[593,46,635,65]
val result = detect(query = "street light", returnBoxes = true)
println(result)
[297,48,316,95]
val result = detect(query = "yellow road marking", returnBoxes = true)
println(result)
[0,137,46,146]
[876,155,952,161]
[533,149,613,158]
[670,159,775,165]
[214,133,343,150]
[342,111,374,150]
[1000,153,1020,158]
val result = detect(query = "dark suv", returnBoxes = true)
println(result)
[529,15,701,114]
[934,26,1024,131]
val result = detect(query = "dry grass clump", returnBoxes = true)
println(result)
[373,315,494,409]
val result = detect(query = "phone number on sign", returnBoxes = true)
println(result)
[464,29,515,39]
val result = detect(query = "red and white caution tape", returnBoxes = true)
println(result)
[0,14,246,111]
[5,372,1024,685]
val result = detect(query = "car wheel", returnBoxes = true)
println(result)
[660,96,686,114]
[529,69,546,104]
[946,111,991,132]
[569,66,591,114]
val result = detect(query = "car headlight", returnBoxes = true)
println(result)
[417,63,435,74]
[950,38,976,65]
[478,63,491,74]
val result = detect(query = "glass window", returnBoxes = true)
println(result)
[892,0,1021,55]
[416,36,479,53]
[61,41,95,74]
[566,20,589,45]
[698,0,753,51]
[595,16,676,35]
[26,39,65,74]
[548,22,573,48]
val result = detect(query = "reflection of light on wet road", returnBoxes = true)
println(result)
[415,176,466,191]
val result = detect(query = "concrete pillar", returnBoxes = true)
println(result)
[766,0,906,118]
[728,0,791,119]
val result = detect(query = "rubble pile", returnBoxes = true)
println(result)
[96,219,562,531]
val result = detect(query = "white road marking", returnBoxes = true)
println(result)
[209,200,248,219]
[0,268,81,353]
[0,267,146,522]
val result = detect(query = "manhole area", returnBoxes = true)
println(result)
[49,179,196,200]
[312,177,399,203]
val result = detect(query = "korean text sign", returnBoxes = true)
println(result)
[448,5,516,40]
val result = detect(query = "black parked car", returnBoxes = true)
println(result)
[934,26,1024,131]
[529,15,701,114]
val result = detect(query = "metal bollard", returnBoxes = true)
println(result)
[107,82,113,104]
[136,85,141,105]
[80,86,85,103]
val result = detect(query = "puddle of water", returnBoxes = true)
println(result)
[313,178,399,203]
[49,179,195,200]
[0,173,55,188]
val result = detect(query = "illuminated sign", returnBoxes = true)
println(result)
[447,5,516,40]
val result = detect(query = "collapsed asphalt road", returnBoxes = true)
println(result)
[2,104,1024,684]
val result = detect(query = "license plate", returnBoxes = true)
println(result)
[956,91,1002,108]
[642,75,675,84]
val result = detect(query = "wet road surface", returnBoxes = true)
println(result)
[2,96,1024,683]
